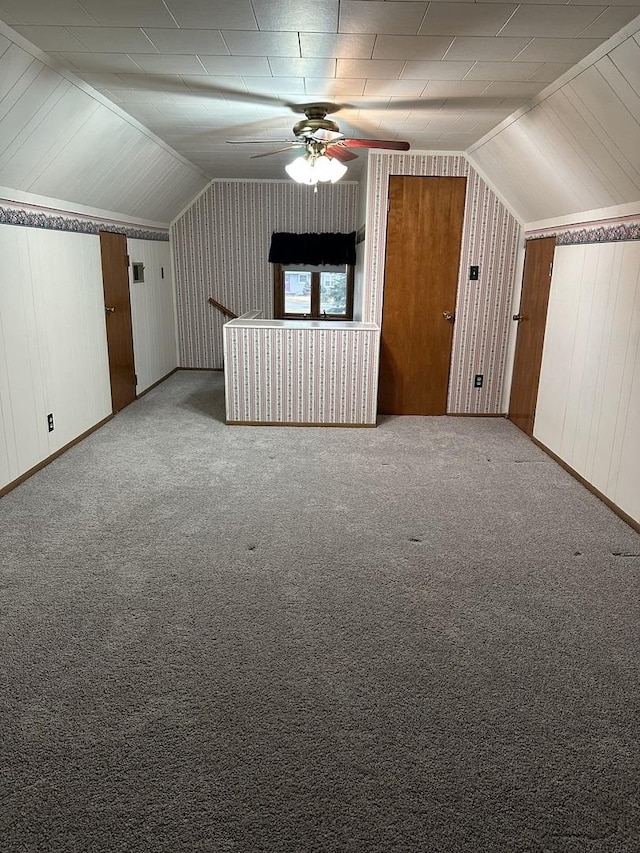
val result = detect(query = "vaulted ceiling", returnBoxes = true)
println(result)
[1,0,640,181]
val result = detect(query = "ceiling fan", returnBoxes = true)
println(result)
[227,103,410,183]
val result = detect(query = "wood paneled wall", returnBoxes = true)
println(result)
[534,241,640,523]
[469,23,640,225]
[0,28,207,223]
[1,220,179,491]
[0,226,111,488]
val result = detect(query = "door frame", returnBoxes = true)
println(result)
[378,175,467,415]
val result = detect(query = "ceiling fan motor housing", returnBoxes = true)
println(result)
[293,104,340,138]
[293,116,341,137]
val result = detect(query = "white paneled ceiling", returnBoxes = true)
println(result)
[470,26,640,223]
[2,0,639,181]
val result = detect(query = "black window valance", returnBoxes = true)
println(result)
[268,231,356,266]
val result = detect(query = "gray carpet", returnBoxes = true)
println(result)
[1,369,638,853]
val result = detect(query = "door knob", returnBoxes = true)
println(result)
[513,313,524,322]
[105,306,116,314]
[443,311,455,322]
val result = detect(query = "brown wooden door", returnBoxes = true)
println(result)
[100,231,136,413]
[379,175,467,415]
[508,236,556,435]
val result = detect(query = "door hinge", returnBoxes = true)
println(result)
[134,373,137,386]
[387,199,391,212]
[549,262,553,278]
[126,254,130,267]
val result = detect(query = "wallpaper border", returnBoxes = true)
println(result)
[526,219,640,245]
[0,205,169,242]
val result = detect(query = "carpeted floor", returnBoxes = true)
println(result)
[1,369,638,853]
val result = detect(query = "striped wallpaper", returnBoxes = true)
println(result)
[172,180,358,369]
[364,152,521,414]
[223,323,379,425]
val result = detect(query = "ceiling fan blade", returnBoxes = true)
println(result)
[224,103,412,169]
[309,128,345,143]
[250,146,302,159]
[226,138,299,144]
[326,144,359,163]
[341,139,410,151]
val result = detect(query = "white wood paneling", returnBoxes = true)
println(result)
[469,24,640,225]
[0,221,179,491]
[0,31,208,223]
[28,229,112,453]
[0,224,112,489]
[0,224,47,483]
[615,331,640,516]
[535,241,640,523]
[128,238,177,394]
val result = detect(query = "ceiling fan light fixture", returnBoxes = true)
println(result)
[314,154,335,182]
[285,152,348,185]
[326,157,348,183]
[285,155,316,184]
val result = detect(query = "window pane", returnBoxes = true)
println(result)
[284,271,311,315]
[320,271,347,315]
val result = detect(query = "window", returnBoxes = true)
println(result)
[274,264,354,320]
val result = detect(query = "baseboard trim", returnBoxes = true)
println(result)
[226,420,376,428]
[178,366,224,372]
[447,412,507,418]
[0,414,114,499]
[1,368,187,498]
[136,367,178,399]
[531,436,639,534]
